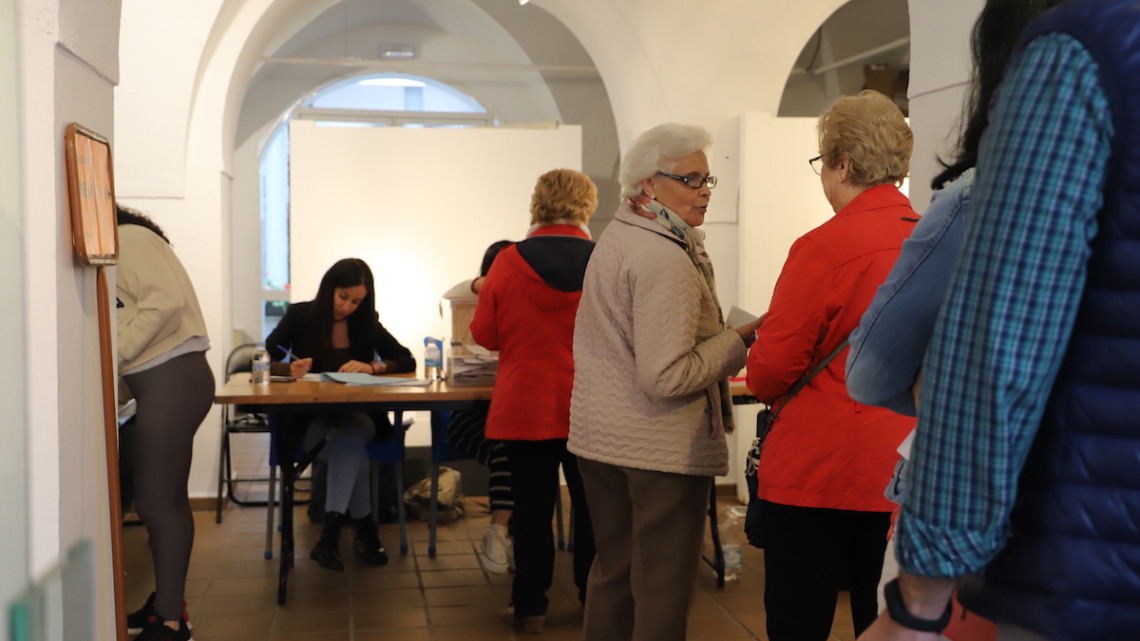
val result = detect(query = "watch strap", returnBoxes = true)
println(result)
[883,578,952,633]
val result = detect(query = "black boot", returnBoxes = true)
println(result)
[310,511,344,571]
[354,516,389,566]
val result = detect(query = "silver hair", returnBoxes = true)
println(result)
[619,123,714,200]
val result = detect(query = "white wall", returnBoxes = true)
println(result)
[18,0,122,638]
[0,1,26,632]
[907,0,984,209]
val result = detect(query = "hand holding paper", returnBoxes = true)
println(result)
[728,306,765,348]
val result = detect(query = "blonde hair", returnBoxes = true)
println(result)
[619,123,713,200]
[530,169,598,226]
[818,90,912,187]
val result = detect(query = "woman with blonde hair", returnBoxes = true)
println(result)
[746,90,918,640]
[470,168,598,633]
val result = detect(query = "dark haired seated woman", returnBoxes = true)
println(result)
[265,257,415,571]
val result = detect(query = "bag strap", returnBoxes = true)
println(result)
[769,338,850,420]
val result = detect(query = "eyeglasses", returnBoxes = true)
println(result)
[809,153,829,176]
[656,171,718,189]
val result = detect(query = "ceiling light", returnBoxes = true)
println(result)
[519,0,530,5]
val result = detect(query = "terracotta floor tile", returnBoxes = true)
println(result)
[416,552,483,571]
[419,569,488,588]
[431,624,514,641]
[427,604,504,627]
[352,607,429,630]
[353,629,432,641]
[422,586,498,607]
[274,609,352,634]
[190,612,275,638]
[350,587,426,610]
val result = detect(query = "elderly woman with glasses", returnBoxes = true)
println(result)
[745,90,918,641]
[569,123,763,641]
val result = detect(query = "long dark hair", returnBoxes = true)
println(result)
[931,0,1067,190]
[116,204,171,244]
[307,258,377,364]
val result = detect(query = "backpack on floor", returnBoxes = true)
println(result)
[404,466,465,522]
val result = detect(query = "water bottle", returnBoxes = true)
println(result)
[251,344,271,385]
[424,337,443,380]
[719,505,744,581]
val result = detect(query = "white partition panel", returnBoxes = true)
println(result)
[289,122,582,361]
[734,113,837,501]
[738,113,837,318]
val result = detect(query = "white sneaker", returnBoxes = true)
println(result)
[480,524,510,575]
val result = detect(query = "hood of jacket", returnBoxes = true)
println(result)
[506,224,595,310]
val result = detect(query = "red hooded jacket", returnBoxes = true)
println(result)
[470,224,594,441]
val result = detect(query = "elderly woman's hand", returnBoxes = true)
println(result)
[736,314,766,348]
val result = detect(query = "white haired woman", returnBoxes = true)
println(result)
[569,123,763,641]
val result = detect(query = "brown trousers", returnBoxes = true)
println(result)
[578,458,712,641]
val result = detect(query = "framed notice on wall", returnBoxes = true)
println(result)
[64,123,118,265]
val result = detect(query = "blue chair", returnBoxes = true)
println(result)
[264,412,411,560]
[366,414,412,555]
[427,411,468,557]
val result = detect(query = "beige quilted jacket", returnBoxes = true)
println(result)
[568,207,747,476]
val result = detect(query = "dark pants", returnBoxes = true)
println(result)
[123,351,214,622]
[762,501,891,641]
[578,458,712,641]
[503,440,595,618]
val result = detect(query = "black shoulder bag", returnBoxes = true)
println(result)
[744,339,849,548]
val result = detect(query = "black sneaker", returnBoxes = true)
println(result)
[127,593,191,635]
[133,615,193,641]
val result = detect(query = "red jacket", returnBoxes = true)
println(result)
[470,224,594,441]
[746,185,916,512]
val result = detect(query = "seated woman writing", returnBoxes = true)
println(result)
[266,257,416,571]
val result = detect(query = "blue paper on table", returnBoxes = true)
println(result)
[319,372,433,387]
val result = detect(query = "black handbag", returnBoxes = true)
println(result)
[744,339,849,548]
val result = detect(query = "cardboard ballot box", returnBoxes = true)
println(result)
[446,299,498,385]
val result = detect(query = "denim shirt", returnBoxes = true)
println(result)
[845,168,975,417]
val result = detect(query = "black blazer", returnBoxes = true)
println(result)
[264,300,416,436]
[265,301,415,373]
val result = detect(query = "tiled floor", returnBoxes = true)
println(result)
[124,452,856,640]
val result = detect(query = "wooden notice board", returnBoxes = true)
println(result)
[64,123,118,265]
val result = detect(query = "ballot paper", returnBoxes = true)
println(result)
[726,305,759,330]
[449,350,498,387]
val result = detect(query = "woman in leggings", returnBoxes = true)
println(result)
[117,205,214,641]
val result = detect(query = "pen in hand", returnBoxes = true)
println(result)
[274,346,312,378]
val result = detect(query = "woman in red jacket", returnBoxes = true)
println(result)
[746,91,917,641]
[470,168,598,633]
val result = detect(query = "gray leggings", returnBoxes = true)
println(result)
[123,351,214,621]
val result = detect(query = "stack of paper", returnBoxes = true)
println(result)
[449,353,498,386]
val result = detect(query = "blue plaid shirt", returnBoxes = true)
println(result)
[896,33,1114,578]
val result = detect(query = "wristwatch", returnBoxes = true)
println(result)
[883,578,953,633]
